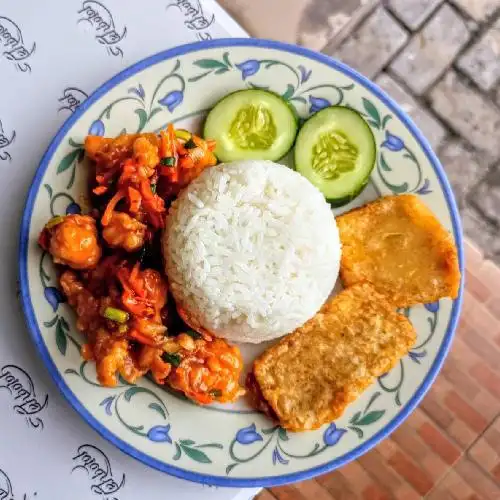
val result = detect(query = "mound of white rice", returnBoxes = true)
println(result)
[163,160,341,343]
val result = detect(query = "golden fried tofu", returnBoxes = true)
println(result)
[337,194,461,308]
[249,283,416,431]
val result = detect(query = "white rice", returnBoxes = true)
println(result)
[163,160,341,343]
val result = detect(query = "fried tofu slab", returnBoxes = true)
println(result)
[337,194,461,308]
[249,283,416,431]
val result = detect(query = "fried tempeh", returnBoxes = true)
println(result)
[248,283,416,431]
[337,194,461,308]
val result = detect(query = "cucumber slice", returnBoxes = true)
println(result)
[204,89,298,162]
[294,106,376,207]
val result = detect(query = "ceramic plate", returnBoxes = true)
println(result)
[19,39,464,487]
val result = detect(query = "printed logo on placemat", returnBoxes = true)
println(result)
[0,16,36,73]
[166,0,215,41]
[0,120,15,162]
[0,467,33,500]
[58,87,89,114]
[0,469,14,500]
[72,444,126,499]
[77,1,127,57]
[0,365,48,430]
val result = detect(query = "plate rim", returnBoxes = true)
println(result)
[18,37,465,487]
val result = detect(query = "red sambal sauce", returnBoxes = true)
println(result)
[38,126,245,404]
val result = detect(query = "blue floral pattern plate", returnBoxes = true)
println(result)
[19,39,464,487]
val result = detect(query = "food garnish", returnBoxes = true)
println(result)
[102,306,129,324]
[184,329,203,340]
[294,106,376,206]
[162,352,182,367]
[86,124,217,223]
[203,89,298,162]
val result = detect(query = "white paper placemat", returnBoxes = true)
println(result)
[0,1,259,499]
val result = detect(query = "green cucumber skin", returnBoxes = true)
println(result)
[294,106,376,207]
[203,89,298,163]
[326,177,370,207]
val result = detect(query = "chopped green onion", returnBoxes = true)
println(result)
[209,389,222,398]
[160,156,176,166]
[175,129,192,142]
[102,307,129,324]
[184,138,197,149]
[184,329,202,340]
[45,216,65,229]
[151,183,157,194]
[162,352,182,367]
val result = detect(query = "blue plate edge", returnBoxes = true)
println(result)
[18,37,465,488]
